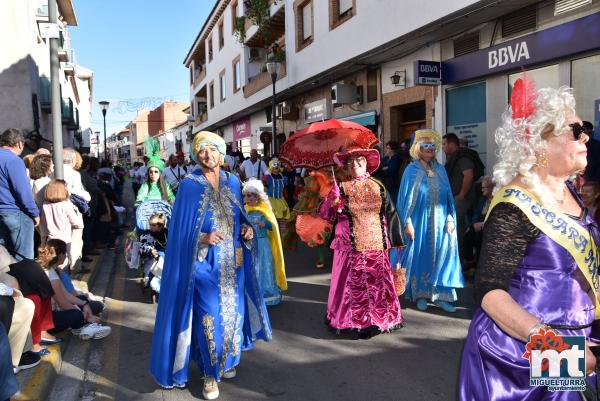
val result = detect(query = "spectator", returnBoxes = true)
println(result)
[442,132,484,253]
[462,176,494,279]
[38,239,111,340]
[0,323,18,401]
[581,181,600,225]
[238,149,268,181]
[583,121,600,182]
[0,128,40,260]
[41,180,84,261]
[63,148,91,202]
[130,162,143,196]
[163,154,187,193]
[79,156,102,259]
[376,140,403,201]
[0,246,39,372]
[23,154,35,185]
[30,154,54,210]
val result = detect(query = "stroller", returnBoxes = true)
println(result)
[125,200,172,303]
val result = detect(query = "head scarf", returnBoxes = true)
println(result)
[268,158,282,173]
[191,131,226,163]
[145,137,165,172]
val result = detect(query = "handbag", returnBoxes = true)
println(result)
[393,267,407,296]
[70,193,90,216]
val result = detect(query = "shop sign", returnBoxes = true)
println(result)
[233,116,251,141]
[443,12,600,84]
[414,61,441,85]
[304,99,330,123]
[446,122,487,162]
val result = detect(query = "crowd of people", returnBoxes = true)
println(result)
[2,79,600,400]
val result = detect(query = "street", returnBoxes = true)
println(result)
[48,187,475,401]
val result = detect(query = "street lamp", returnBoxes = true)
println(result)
[94,131,100,158]
[99,100,110,161]
[266,61,279,156]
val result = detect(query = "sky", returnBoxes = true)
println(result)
[69,0,216,138]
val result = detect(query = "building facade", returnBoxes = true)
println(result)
[0,0,94,154]
[185,0,600,172]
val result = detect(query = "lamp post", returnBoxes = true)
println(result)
[266,61,279,156]
[99,101,110,161]
[94,131,100,158]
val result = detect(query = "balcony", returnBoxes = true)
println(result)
[243,61,286,98]
[61,98,74,124]
[193,67,206,89]
[244,0,285,48]
[58,31,69,62]
[194,111,208,126]
[39,77,51,112]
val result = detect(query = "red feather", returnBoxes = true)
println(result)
[510,74,537,120]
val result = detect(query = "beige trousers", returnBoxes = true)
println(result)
[8,296,35,366]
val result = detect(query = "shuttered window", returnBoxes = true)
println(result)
[554,0,592,15]
[502,6,537,38]
[302,3,312,40]
[454,32,480,57]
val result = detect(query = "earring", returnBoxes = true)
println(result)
[537,150,548,168]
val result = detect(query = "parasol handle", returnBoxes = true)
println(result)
[331,165,337,187]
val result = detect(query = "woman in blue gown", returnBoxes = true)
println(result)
[394,129,464,312]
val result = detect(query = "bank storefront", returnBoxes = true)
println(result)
[442,11,600,170]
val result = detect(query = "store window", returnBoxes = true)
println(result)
[572,54,600,138]
[446,82,487,161]
[508,64,559,99]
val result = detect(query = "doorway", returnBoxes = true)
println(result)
[390,101,426,143]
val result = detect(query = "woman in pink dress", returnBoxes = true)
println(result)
[318,147,404,337]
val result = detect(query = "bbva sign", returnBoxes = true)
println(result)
[488,41,530,69]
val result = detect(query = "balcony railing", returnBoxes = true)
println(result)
[39,77,51,111]
[61,98,74,124]
[193,68,206,88]
[58,31,69,62]
[243,61,286,98]
[194,112,208,126]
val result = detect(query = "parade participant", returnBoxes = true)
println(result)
[138,213,168,293]
[135,140,175,206]
[238,149,267,181]
[318,147,403,336]
[263,158,291,222]
[242,179,286,305]
[395,129,463,312]
[150,131,271,400]
[163,154,187,193]
[459,81,600,400]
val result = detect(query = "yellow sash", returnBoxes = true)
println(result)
[486,185,600,319]
[245,202,287,291]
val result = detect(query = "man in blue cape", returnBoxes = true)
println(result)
[150,131,272,400]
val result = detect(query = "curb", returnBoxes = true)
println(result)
[13,253,103,401]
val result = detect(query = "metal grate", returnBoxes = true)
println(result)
[554,0,592,15]
[502,5,537,38]
[454,32,480,57]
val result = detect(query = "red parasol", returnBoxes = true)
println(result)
[279,119,378,169]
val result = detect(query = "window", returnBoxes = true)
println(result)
[219,70,226,102]
[218,20,224,49]
[209,81,215,108]
[501,5,536,38]
[366,69,378,103]
[446,82,487,161]
[295,0,313,51]
[208,36,213,62]
[329,0,355,30]
[454,32,479,57]
[571,55,600,127]
[232,57,241,93]
[231,0,238,33]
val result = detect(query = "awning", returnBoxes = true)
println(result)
[338,110,377,127]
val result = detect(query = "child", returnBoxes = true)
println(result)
[242,179,287,306]
[262,158,291,223]
[138,213,168,294]
[41,179,83,270]
[38,239,111,340]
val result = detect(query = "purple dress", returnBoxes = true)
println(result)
[459,196,600,400]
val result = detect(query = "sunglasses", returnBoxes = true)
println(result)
[569,123,586,141]
[149,222,163,227]
[148,170,160,174]
[420,142,436,150]
[347,156,367,165]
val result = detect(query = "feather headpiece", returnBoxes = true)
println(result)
[145,137,164,172]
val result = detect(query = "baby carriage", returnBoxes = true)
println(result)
[124,200,172,303]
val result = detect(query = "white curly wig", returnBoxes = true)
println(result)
[242,178,272,208]
[493,86,576,204]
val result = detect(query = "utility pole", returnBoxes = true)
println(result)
[49,0,64,179]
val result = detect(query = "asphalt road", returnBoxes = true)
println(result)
[49,185,476,401]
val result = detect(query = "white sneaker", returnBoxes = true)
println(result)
[78,323,112,340]
[202,377,219,400]
[222,368,236,379]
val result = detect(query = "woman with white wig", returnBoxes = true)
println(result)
[242,179,286,306]
[459,78,600,400]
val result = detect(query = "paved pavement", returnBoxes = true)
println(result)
[48,184,476,401]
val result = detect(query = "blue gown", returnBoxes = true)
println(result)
[393,160,464,302]
[247,211,281,305]
[150,170,272,387]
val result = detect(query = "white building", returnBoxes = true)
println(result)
[185,0,600,171]
[0,0,94,154]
